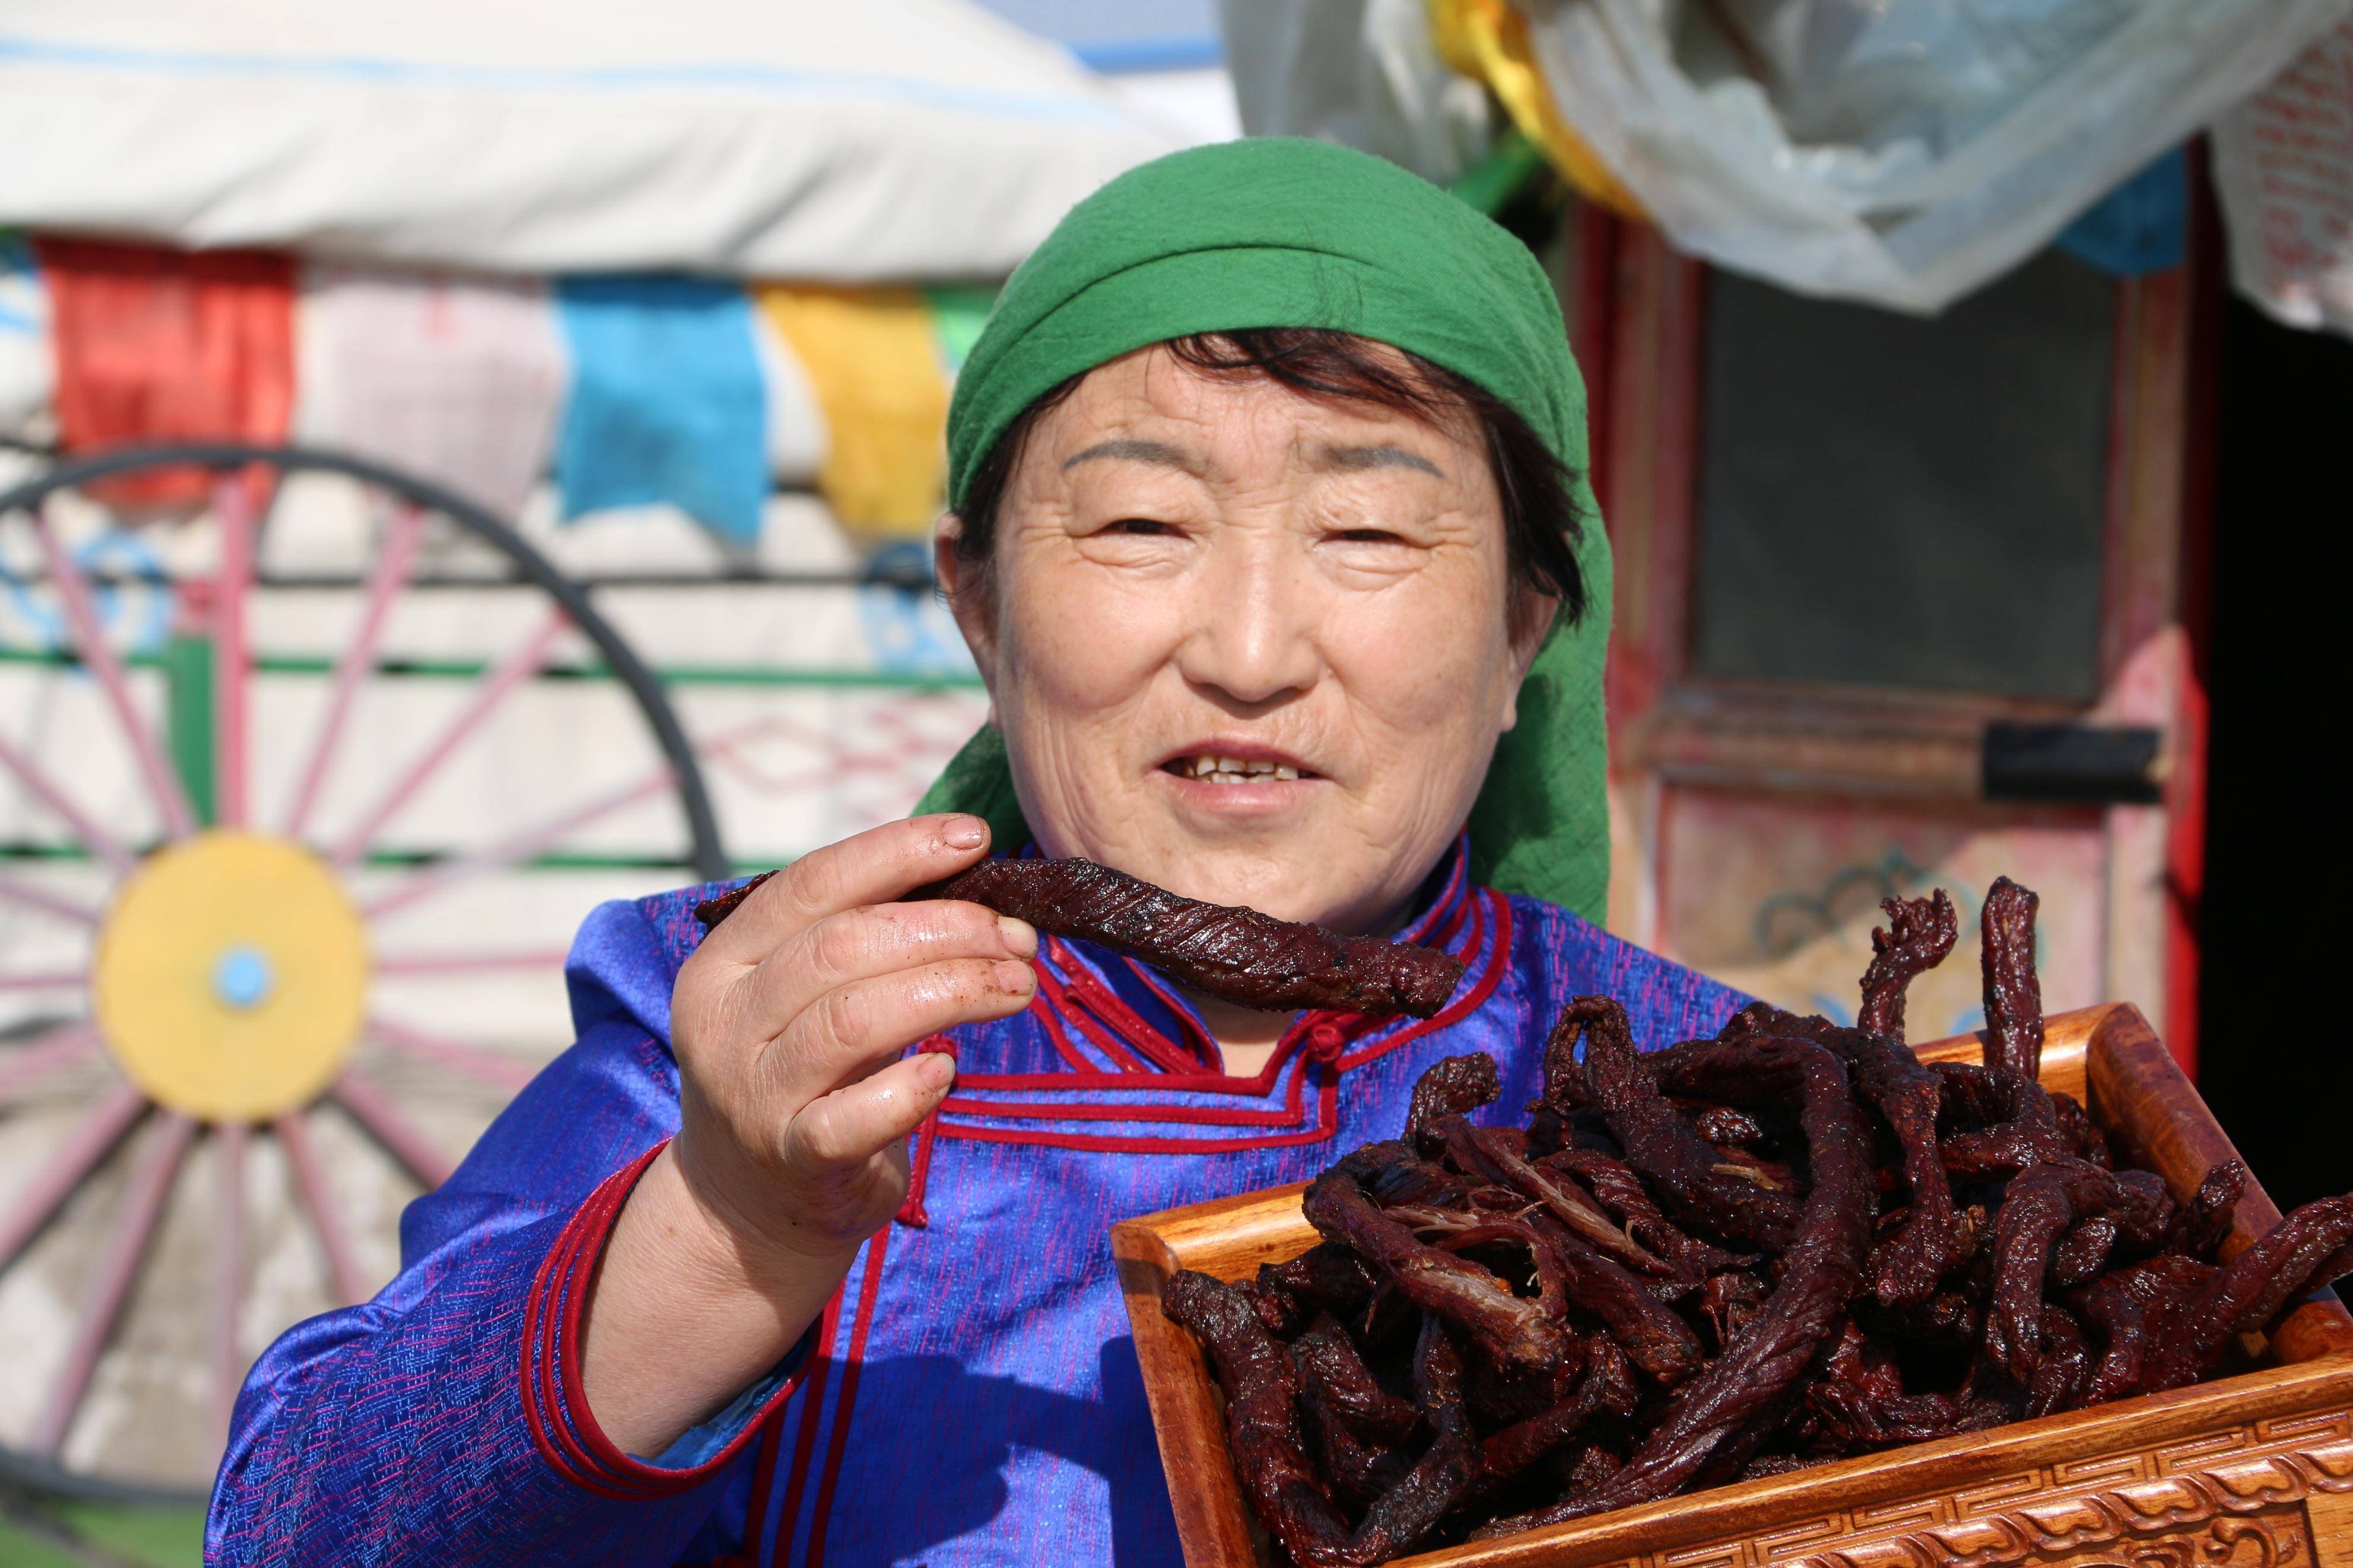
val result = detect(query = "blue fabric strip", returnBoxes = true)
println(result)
[0,36,1128,125]
[553,275,768,545]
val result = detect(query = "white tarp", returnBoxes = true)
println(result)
[2213,15,2353,339]
[0,0,1181,280]
[1222,0,1497,187]
[1227,0,2351,314]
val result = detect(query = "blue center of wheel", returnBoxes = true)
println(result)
[212,946,275,1011]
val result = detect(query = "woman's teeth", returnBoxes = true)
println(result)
[1173,755,1302,784]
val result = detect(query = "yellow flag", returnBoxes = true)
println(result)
[755,284,952,534]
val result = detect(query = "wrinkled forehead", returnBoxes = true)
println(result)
[1015,343,1488,488]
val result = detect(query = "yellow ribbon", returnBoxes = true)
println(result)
[1427,0,1646,218]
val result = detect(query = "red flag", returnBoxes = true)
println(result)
[34,238,294,507]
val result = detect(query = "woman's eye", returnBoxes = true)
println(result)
[1102,517,1179,536]
[1331,527,1406,545]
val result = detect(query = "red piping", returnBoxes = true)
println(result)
[738,1398,787,1561]
[931,890,1510,1155]
[802,1223,893,1567]
[767,1284,846,1563]
[940,1077,1345,1155]
[895,1036,957,1228]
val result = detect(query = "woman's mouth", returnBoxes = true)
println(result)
[1163,754,1310,784]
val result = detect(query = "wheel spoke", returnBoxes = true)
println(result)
[213,1121,248,1442]
[366,1016,537,1093]
[30,507,198,840]
[371,948,572,976]
[211,473,259,829]
[0,969,86,993]
[33,1111,195,1459]
[272,1111,367,1308]
[328,605,570,869]
[330,1069,453,1188]
[0,874,100,925]
[0,1083,146,1275]
[282,502,427,841]
[359,764,674,921]
[0,730,138,876]
[0,1022,99,1105]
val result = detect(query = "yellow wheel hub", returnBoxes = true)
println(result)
[93,831,370,1121]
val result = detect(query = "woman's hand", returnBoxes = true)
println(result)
[669,813,1036,1262]
[580,815,1036,1456]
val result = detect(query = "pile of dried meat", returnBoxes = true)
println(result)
[1163,878,2353,1566]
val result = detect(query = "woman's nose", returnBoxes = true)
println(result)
[1172,536,1322,708]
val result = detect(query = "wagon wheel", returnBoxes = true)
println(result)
[0,442,726,1494]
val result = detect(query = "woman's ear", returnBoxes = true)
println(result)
[935,513,998,680]
[1498,590,1558,734]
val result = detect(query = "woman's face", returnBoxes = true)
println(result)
[939,344,1548,935]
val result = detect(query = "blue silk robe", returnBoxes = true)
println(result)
[211,844,1744,1565]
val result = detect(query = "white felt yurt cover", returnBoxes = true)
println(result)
[0,0,1180,279]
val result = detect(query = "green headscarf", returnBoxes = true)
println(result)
[915,137,1613,921]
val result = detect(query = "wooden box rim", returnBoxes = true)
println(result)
[1110,1002,2353,1567]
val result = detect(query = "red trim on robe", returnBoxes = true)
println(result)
[518,1140,809,1500]
[803,1224,893,1567]
[928,891,1510,1154]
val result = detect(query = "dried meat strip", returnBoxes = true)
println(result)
[1723,1004,1965,1306]
[930,858,1466,1016]
[691,869,775,930]
[1160,1270,1355,1565]
[1300,1381,1411,1508]
[1528,1215,1705,1388]
[1934,1062,2069,1177]
[1856,891,1958,1045]
[1338,1318,1479,1564]
[2049,1215,2121,1288]
[1979,877,2045,1080]
[1294,1312,1420,1445]
[2051,1090,2113,1168]
[1403,1054,1499,1158]
[1567,998,1802,1250]
[2158,1160,2246,1260]
[1694,1105,1764,1146]
[698,857,1468,1017]
[1433,1112,1657,1273]
[1984,1156,2174,1384]
[1475,1355,1610,1483]
[1479,1036,1875,1534]
[1303,1158,1571,1374]
[1175,1281,1477,1568]
[2025,1306,2091,1418]
[2070,1255,2213,1404]
[1539,1147,1749,1283]
[1254,1242,1382,1337]
[2141,1194,2353,1392]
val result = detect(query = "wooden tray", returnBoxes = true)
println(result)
[1112,1004,2353,1567]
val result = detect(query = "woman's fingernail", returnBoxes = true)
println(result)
[942,816,987,850]
[921,1052,957,1090]
[997,915,1037,956]
[994,959,1037,993]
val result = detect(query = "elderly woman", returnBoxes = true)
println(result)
[211,139,1743,1566]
